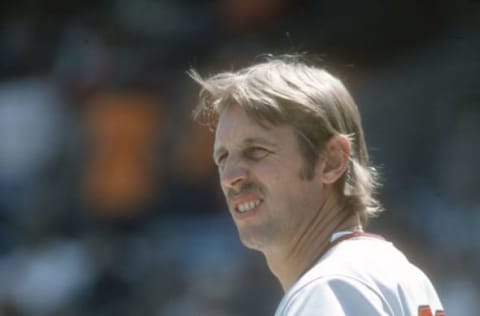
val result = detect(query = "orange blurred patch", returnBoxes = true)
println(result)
[82,90,167,218]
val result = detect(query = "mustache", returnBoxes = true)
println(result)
[226,182,265,200]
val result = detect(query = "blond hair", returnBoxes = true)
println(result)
[189,55,382,225]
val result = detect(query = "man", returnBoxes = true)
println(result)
[190,56,445,315]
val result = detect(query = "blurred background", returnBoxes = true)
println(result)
[0,0,479,315]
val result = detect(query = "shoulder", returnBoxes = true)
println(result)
[276,275,390,316]
[275,236,444,316]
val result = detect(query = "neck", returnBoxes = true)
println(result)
[264,198,362,291]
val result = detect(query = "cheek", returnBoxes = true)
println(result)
[263,171,299,201]
[219,180,229,198]
[282,176,322,209]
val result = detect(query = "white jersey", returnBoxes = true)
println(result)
[275,232,445,316]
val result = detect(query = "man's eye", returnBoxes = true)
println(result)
[245,147,269,160]
[217,154,227,165]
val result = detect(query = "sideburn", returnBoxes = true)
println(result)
[292,118,332,181]
[295,131,326,181]
[297,143,318,181]
[299,160,315,181]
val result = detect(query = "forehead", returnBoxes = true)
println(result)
[214,106,292,152]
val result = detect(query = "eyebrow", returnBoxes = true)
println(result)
[213,137,277,161]
[243,137,277,147]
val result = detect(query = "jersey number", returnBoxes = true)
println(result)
[418,306,446,316]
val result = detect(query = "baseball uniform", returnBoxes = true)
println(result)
[275,232,445,316]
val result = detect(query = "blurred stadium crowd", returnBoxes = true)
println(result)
[0,0,479,315]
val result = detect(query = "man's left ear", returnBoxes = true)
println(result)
[319,135,351,184]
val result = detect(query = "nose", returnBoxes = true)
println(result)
[220,157,248,191]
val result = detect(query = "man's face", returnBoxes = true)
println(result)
[213,106,326,252]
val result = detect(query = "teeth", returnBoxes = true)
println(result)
[237,200,261,213]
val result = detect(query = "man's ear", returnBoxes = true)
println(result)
[318,135,351,184]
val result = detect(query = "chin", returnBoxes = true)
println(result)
[238,229,270,251]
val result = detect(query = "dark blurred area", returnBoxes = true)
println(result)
[0,0,479,315]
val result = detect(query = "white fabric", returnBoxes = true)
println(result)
[275,235,444,316]
[329,231,356,242]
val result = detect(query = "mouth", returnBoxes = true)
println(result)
[235,198,263,213]
[228,191,264,218]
